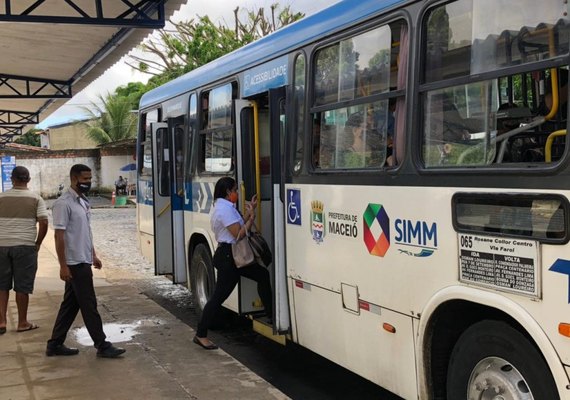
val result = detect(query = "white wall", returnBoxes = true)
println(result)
[100,154,135,190]
[16,157,100,198]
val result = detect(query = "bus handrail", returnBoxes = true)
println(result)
[544,68,559,122]
[545,129,567,162]
[157,202,171,217]
[496,117,545,163]
[544,27,558,121]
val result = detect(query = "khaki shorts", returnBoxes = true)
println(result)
[0,246,38,294]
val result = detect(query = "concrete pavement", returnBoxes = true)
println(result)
[1,229,289,400]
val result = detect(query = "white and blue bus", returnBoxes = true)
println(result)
[137,0,570,397]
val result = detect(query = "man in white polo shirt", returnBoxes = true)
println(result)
[0,166,48,334]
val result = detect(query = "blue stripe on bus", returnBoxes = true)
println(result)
[171,188,184,211]
[137,180,215,213]
[188,182,214,214]
[183,181,193,212]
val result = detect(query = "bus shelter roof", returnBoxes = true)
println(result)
[0,0,186,145]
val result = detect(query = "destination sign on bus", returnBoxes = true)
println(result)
[458,234,540,298]
[242,55,288,97]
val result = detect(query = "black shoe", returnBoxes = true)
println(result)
[46,344,79,357]
[96,345,126,358]
[193,336,218,350]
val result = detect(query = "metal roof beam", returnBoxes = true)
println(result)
[0,0,165,28]
[0,110,39,126]
[0,74,71,99]
[0,135,17,148]
[0,126,22,137]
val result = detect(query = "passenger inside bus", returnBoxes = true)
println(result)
[340,112,382,168]
[371,98,396,166]
[542,69,568,119]
[340,112,366,168]
[317,123,336,169]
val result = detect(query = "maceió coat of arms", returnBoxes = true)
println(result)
[310,200,325,243]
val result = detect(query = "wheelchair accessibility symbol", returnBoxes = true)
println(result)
[287,189,302,225]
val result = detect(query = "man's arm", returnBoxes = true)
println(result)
[54,229,72,282]
[35,218,48,251]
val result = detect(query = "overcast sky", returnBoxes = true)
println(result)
[38,0,338,128]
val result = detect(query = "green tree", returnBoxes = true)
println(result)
[128,4,304,86]
[114,82,147,110]
[80,93,137,145]
[14,128,41,147]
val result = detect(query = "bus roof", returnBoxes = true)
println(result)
[139,0,404,110]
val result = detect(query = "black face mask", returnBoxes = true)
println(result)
[77,182,91,194]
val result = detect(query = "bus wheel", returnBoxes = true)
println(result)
[447,320,559,400]
[190,244,215,315]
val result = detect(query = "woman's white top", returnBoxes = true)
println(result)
[211,198,244,244]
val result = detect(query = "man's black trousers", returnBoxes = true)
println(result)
[47,263,109,349]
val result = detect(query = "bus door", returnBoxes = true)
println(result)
[151,122,174,277]
[152,119,188,283]
[268,87,290,334]
[168,117,187,284]
[234,89,290,332]
[234,99,262,314]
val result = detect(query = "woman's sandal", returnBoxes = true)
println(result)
[193,336,218,350]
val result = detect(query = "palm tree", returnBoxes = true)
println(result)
[80,93,137,144]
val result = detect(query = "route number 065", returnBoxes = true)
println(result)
[460,235,473,248]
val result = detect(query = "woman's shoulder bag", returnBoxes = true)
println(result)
[231,233,255,268]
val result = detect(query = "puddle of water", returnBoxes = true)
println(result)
[73,319,164,346]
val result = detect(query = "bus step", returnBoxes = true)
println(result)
[252,317,286,345]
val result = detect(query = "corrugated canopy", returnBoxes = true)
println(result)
[0,0,186,144]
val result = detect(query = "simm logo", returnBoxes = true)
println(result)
[395,219,438,257]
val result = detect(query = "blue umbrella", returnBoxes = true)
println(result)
[120,163,136,172]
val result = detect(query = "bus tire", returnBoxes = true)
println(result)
[447,320,559,399]
[190,243,215,316]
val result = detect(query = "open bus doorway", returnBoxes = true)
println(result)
[234,88,289,335]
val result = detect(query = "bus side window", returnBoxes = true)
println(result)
[198,83,235,173]
[421,0,569,168]
[187,94,197,179]
[139,109,158,178]
[311,19,408,171]
[454,195,568,243]
[293,53,306,175]
[156,127,170,196]
[201,96,209,129]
